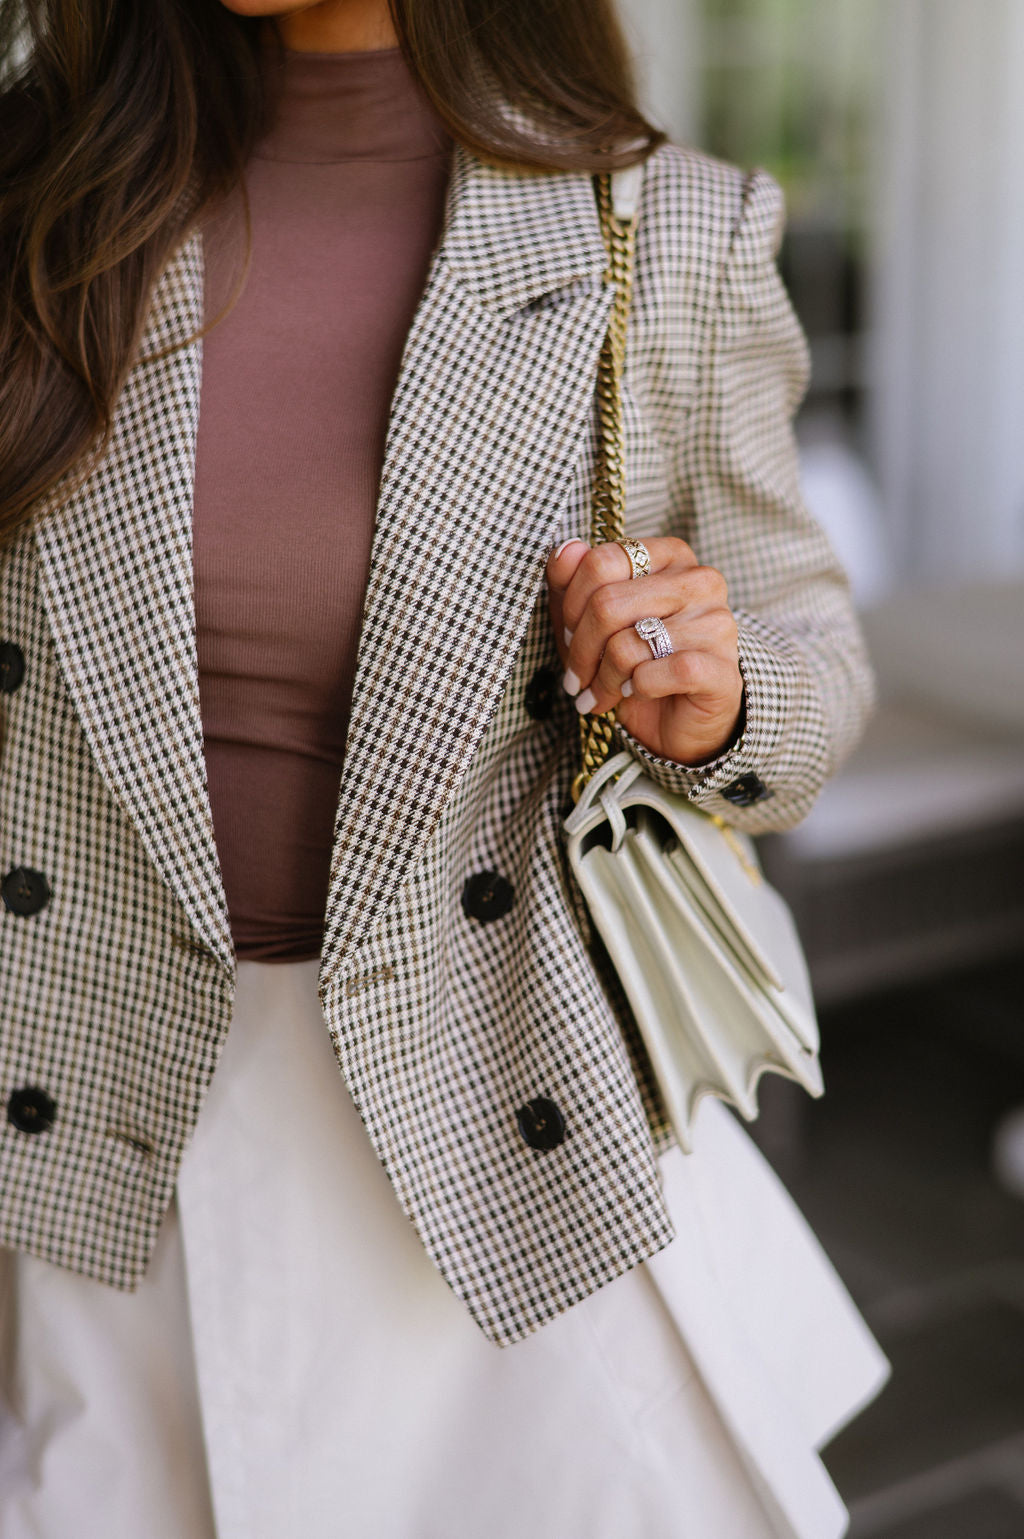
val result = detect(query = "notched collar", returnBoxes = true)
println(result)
[29,138,614,975]
[439,142,609,316]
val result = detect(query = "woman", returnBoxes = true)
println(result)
[0,0,888,1534]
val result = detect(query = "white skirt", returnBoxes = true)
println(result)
[0,958,888,1539]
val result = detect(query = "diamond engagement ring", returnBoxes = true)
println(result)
[617,538,652,580]
[635,616,674,659]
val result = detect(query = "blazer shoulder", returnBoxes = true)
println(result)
[639,142,787,269]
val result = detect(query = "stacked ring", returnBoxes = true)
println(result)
[635,616,674,659]
[617,538,652,580]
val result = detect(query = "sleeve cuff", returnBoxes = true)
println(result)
[611,611,825,829]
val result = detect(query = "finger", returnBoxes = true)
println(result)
[573,607,737,715]
[544,538,590,600]
[619,650,745,766]
[626,646,739,705]
[546,540,590,661]
[564,574,678,696]
[564,564,728,697]
[542,541,582,661]
[560,538,700,636]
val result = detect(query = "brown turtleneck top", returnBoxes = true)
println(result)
[192,46,451,960]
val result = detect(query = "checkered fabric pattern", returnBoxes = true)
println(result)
[0,139,873,1345]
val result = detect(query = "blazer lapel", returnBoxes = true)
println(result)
[31,234,235,971]
[30,143,612,980]
[319,145,612,977]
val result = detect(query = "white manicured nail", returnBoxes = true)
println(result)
[563,627,574,647]
[621,678,633,698]
[575,688,597,714]
[563,669,581,696]
[553,538,587,559]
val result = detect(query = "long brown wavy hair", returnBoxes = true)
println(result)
[0,0,664,549]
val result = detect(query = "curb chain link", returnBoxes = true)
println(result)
[574,171,639,800]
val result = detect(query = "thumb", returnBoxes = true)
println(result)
[545,538,589,595]
[546,539,588,667]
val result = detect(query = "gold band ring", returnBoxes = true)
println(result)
[617,538,652,580]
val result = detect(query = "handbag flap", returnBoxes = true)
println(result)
[566,754,812,1014]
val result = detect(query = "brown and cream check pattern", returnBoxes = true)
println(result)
[0,139,873,1345]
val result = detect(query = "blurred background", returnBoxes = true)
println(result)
[618,2,1024,1535]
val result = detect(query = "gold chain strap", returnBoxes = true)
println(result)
[572,170,639,801]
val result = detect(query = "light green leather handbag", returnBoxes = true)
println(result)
[565,167,823,1153]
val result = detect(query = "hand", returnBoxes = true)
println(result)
[545,538,744,767]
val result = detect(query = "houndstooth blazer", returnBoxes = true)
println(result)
[0,138,873,1345]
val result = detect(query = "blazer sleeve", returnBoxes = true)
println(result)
[614,165,876,833]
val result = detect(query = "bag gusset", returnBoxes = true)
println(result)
[566,751,823,1153]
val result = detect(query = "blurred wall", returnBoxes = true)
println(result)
[869,0,1024,587]
[619,0,1024,590]
[616,0,701,145]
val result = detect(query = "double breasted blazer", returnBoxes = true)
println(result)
[0,137,873,1346]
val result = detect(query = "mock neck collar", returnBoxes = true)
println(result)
[255,45,451,165]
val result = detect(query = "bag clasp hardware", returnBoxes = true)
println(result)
[709,814,763,886]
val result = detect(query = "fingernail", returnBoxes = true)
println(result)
[575,688,597,715]
[621,678,633,698]
[553,538,587,559]
[563,627,574,647]
[563,668,581,696]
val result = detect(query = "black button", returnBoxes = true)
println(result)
[0,642,25,694]
[721,774,769,807]
[7,1086,56,1135]
[461,870,514,922]
[517,1097,566,1152]
[1,867,51,916]
[524,664,559,721]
